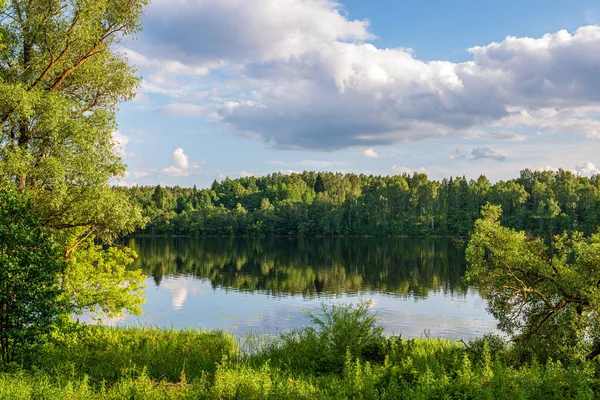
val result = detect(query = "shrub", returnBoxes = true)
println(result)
[262,300,385,375]
[0,182,66,366]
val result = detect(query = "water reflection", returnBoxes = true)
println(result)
[122,238,496,338]
[129,237,469,298]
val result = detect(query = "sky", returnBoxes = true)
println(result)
[114,0,600,188]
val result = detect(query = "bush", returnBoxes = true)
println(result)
[0,182,66,366]
[261,300,385,375]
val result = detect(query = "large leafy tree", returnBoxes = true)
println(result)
[0,0,149,318]
[0,182,65,364]
[466,204,600,362]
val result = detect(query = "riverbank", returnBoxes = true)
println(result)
[2,304,599,399]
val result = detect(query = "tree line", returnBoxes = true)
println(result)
[120,168,600,237]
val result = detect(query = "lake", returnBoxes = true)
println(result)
[112,237,497,339]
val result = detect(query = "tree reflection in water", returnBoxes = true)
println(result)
[128,238,470,299]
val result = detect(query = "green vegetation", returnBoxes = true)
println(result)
[122,168,600,237]
[467,204,600,363]
[2,1,600,398]
[0,182,65,364]
[1,303,600,399]
[0,0,148,323]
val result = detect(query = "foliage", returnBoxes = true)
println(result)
[122,168,600,238]
[65,239,145,319]
[32,327,238,385]
[308,300,386,364]
[1,317,600,398]
[0,182,65,365]
[466,204,600,363]
[0,0,149,318]
[256,300,385,375]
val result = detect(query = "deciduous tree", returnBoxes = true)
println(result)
[0,0,149,319]
[467,204,600,362]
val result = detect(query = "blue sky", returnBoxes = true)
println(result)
[115,0,600,187]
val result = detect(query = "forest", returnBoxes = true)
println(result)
[120,168,600,237]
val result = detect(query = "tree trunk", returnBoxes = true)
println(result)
[586,347,600,361]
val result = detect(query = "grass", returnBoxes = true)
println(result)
[2,302,600,399]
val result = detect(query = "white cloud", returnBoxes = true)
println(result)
[540,165,559,173]
[451,147,507,162]
[575,162,600,176]
[133,171,151,179]
[130,1,600,152]
[493,106,600,138]
[112,131,133,158]
[240,170,255,178]
[134,0,372,67]
[122,48,214,77]
[537,162,599,177]
[391,166,427,175]
[363,148,380,158]
[161,148,204,177]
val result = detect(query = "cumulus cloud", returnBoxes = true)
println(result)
[451,147,507,162]
[112,131,133,158]
[363,148,380,158]
[161,148,204,177]
[129,0,600,152]
[540,162,600,177]
[240,170,255,178]
[134,0,372,67]
[575,162,600,176]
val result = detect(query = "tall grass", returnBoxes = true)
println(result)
[1,302,600,399]
[30,326,238,385]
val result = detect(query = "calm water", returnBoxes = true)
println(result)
[113,238,497,339]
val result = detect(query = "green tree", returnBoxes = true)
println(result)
[467,204,600,362]
[0,182,65,364]
[0,0,149,319]
[314,173,325,194]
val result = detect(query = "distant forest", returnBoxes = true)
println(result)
[117,169,600,237]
